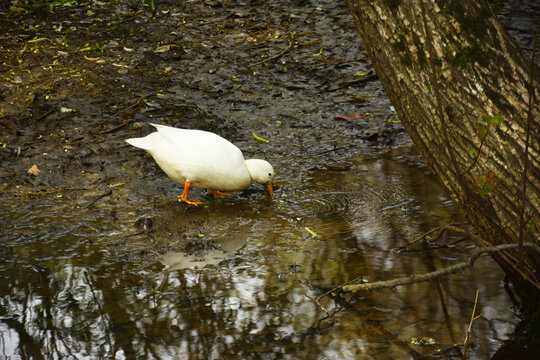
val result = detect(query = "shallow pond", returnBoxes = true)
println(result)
[1,146,515,359]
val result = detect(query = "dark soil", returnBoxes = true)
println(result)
[0,0,406,208]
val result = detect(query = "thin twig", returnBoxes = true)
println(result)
[98,122,126,135]
[281,15,308,39]
[397,223,466,251]
[248,40,294,68]
[341,243,540,292]
[173,103,212,118]
[459,129,488,176]
[518,17,536,266]
[35,109,55,122]
[305,294,339,325]
[398,226,444,251]
[463,290,481,360]
[86,189,113,208]
[105,95,147,122]
[419,1,461,179]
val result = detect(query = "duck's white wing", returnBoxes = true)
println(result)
[151,124,239,160]
[129,125,252,190]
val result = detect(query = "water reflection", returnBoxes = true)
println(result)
[0,147,515,359]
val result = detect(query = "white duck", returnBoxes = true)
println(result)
[126,124,274,205]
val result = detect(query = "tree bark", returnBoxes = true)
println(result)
[346,0,539,338]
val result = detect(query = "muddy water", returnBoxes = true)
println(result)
[1,146,514,359]
[0,0,529,358]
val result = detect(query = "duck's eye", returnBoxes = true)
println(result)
[268,173,272,177]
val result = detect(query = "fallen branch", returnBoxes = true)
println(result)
[447,225,540,289]
[341,243,540,292]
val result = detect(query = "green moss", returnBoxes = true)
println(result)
[438,0,490,41]
[392,36,413,66]
[443,40,489,69]
[436,0,496,71]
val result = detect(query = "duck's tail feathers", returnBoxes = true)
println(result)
[126,137,151,150]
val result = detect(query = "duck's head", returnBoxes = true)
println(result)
[245,159,275,196]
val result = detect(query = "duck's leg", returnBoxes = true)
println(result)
[179,180,203,205]
[209,190,230,199]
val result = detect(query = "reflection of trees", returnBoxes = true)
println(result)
[301,152,510,357]
[0,150,511,359]
[0,252,306,358]
[2,310,43,359]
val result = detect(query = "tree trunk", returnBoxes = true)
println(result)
[346,0,539,339]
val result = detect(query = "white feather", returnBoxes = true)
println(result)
[126,124,274,192]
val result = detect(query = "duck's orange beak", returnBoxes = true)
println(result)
[266,182,274,196]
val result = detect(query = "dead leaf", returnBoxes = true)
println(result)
[334,114,363,121]
[28,164,40,176]
[155,45,172,53]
